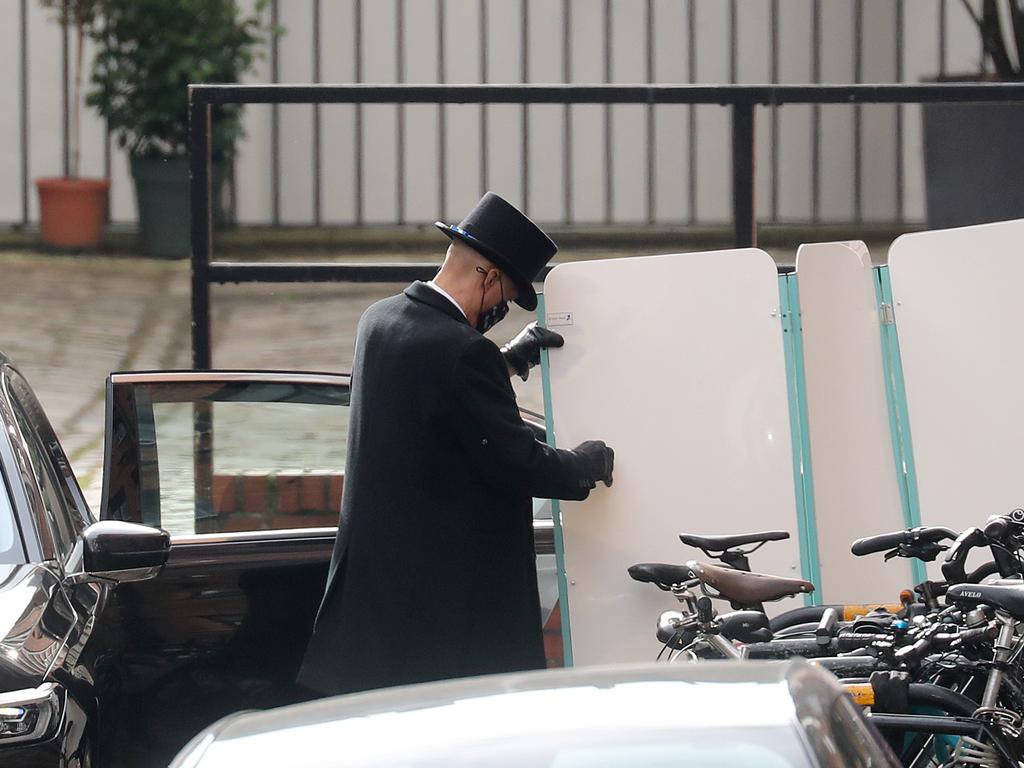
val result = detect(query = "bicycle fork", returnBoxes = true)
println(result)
[979,613,1016,711]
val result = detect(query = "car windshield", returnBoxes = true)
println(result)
[340,727,812,767]
[0,471,22,563]
[202,724,814,768]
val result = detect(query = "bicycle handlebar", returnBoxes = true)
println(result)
[851,526,956,557]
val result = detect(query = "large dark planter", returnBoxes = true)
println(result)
[923,98,1024,229]
[131,156,226,258]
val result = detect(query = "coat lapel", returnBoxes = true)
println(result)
[404,281,471,326]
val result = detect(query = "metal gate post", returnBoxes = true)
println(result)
[731,101,756,248]
[189,92,213,370]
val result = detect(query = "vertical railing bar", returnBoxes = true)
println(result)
[62,0,70,177]
[313,0,323,226]
[731,102,756,248]
[729,0,738,230]
[895,0,904,223]
[19,0,29,226]
[395,0,405,225]
[480,0,489,198]
[521,0,529,215]
[939,0,948,77]
[438,0,447,220]
[603,0,612,224]
[687,0,696,225]
[189,94,213,370]
[104,122,112,223]
[979,0,987,70]
[770,0,780,223]
[562,0,572,224]
[270,0,280,226]
[646,0,655,224]
[811,0,821,224]
[227,144,236,227]
[355,0,364,225]
[729,0,738,85]
[853,0,863,224]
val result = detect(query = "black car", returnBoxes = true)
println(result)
[0,357,170,767]
[0,354,558,767]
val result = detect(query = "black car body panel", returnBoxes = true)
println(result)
[89,533,332,767]
[0,564,73,691]
[0,357,106,766]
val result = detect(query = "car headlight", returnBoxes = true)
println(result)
[0,683,61,745]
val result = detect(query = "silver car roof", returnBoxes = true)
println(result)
[172,661,833,768]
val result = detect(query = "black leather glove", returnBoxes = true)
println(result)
[573,440,614,488]
[500,323,565,381]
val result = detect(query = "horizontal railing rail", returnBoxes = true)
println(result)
[190,82,1024,370]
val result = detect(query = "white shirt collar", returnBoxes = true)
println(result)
[425,280,468,319]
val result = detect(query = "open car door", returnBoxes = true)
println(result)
[93,371,349,768]
[90,370,557,768]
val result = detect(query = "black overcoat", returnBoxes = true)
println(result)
[297,282,595,695]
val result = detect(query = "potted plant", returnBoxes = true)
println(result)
[923,0,1024,228]
[36,0,110,249]
[88,0,273,257]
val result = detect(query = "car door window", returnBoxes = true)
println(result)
[8,396,78,559]
[4,369,83,560]
[0,468,21,563]
[104,376,349,536]
[826,695,897,766]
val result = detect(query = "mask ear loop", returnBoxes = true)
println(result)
[475,265,489,325]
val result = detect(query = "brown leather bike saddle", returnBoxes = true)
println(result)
[687,560,815,604]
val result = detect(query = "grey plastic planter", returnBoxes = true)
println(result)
[131,156,225,258]
[922,100,1024,229]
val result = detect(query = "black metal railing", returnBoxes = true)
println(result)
[190,82,1024,370]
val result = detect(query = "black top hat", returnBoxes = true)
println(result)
[435,192,557,311]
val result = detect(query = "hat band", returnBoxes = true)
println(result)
[449,224,480,245]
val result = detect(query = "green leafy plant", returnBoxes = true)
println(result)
[40,0,104,177]
[960,0,1024,80]
[87,0,276,158]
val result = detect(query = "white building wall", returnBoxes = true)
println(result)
[1,0,989,227]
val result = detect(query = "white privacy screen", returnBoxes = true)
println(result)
[888,219,1024,536]
[543,250,804,666]
[795,242,912,602]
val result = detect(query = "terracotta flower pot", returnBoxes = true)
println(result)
[36,177,110,248]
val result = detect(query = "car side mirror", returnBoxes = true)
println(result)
[67,521,170,585]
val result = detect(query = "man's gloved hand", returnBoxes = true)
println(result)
[573,440,615,488]
[500,322,564,381]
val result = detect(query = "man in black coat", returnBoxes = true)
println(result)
[298,192,614,695]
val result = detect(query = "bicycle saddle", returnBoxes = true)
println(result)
[687,560,814,604]
[947,583,1024,620]
[628,563,695,588]
[679,530,789,552]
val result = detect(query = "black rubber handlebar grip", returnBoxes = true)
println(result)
[851,530,909,556]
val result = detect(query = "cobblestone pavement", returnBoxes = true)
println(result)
[1,241,883,513]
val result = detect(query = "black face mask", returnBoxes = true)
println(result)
[475,267,509,333]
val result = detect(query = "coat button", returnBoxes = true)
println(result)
[481,438,488,446]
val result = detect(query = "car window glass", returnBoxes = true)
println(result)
[0,465,22,563]
[5,367,89,526]
[8,396,78,559]
[127,380,349,536]
[825,694,895,767]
